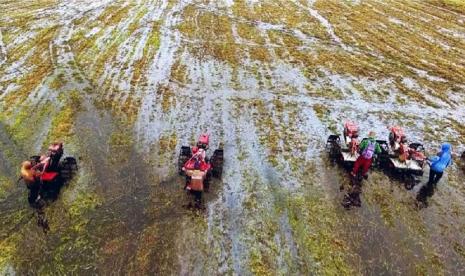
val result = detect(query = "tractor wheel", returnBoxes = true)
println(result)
[404,174,416,190]
[59,157,78,181]
[337,154,345,166]
[178,146,192,175]
[204,173,211,193]
[326,135,341,161]
[206,170,212,181]
[211,149,224,178]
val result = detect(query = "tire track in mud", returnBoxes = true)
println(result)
[47,7,178,273]
[149,5,349,269]
[0,4,162,272]
[176,94,305,274]
[141,41,314,274]
[318,148,465,274]
[0,29,6,66]
[291,0,354,52]
[0,123,24,177]
[317,160,421,274]
[136,0,190,145]
[151,7,314,272]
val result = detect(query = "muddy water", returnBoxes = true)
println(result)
[1,0,465,274]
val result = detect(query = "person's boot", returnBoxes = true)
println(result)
[194,199,202,209]
[342,194,352,209]
[352,193,361,207]
[415,197,428,209]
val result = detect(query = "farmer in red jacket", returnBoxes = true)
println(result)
[351,131,382,179]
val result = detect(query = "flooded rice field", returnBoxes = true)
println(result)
[1,0,465,274]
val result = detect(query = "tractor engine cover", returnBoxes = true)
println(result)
[197,134,210,149]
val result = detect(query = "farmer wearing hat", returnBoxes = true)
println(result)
[351,131,382,179]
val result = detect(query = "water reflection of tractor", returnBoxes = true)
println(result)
[178,134,223,208]
[20,142,78,205]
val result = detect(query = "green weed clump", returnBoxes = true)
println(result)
[0,232,21,273]
[68,192,101,220]
[170,60,189,84]
[0,176,13,199]
[41,190,101,274]
[49,73,66,90]
[249,248,273,276]
[44,90,83,146]
[6,107,35,144]
[108,127,134,164]
[287,193,354,275]
[158,132,177,152]
[0,205,31,272]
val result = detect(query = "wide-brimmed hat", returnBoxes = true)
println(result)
[21,161,32,169]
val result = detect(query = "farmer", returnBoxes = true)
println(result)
[21,161,39,186]
[20,161,41,203]
[184,161,206,207]
[351,131,382,179]
[427,143,452,186]
[416,143,453,207]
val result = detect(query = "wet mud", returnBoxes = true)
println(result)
[1,0,465,274]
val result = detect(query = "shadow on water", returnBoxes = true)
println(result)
[0,121,47,234]
[68,97,225,274]
[28,168,79,234]
[0,122,24,175]
[320,156,427,274]
[416,182,436,209]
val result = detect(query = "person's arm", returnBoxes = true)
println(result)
[359,140,367,151]
[375,143,382,154]
[31,164,44,174]
[42,159,49,173]
[31,162,40,171]
[428,156,440,166]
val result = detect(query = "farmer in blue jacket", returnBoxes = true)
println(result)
[428,143,452,185]
[417,143,453,207]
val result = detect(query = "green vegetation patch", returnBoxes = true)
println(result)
[0,175,13,200]
[49,73,67,91]
[44,90,83,146]
[287,192,354,275]
[42,190,102,274]
[108,128,133,164]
